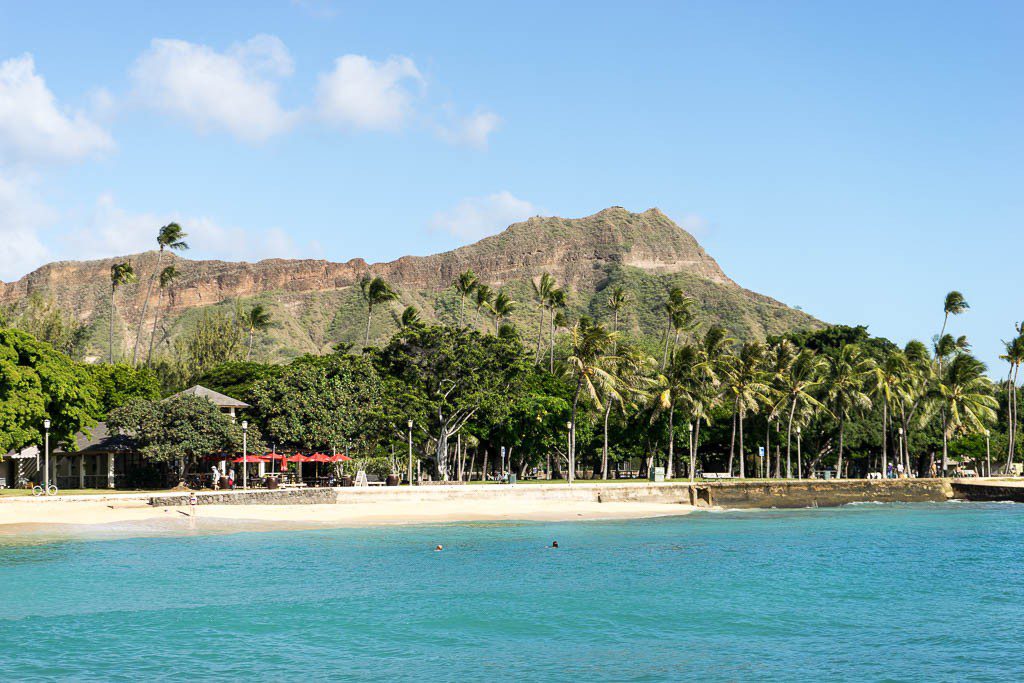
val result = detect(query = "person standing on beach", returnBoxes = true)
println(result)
[228,467,236,489]
[211,465,220,490]
[188,491,198,515]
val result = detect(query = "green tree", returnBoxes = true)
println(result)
[564,317,617,482]
[652,344,702,479]
[473,283,494,330]
[491,290,516,335]
[0,328,100,453]
[607,285,630,342]
[86,363,161,418]
[133,223,188,365]
[825,344,874,476]
[779,349,827,478]
[546,287,567,372]
[108,394,259,482]
[359,275,399,345]
[453,269,478,327]
[175,308,245,382]
[109,262,136,364]
[240,303,273,360]
[146,265,179,365]
[397,305,425,332]
[999,326,1023,473]
[661,287,697,370]
[723,341,768,478]
[531,273,555,363]
[925,353,997,473]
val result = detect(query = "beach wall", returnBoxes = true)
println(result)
[950,481,1024,502]
[150,479,955,509]
[698,479,953,509]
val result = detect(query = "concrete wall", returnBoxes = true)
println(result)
[950,481,1024,502]
[704,479,953,509]
[152,479,955,508]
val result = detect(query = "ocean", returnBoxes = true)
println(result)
[1,502,1022,681]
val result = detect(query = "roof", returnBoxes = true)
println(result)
[55,422,136,455]
[170,385,250,409]
[3,445,40,460]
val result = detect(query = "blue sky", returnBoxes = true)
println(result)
[0,1,1020,371]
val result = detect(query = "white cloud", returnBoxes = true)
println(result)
[437,109,500,149]
[316,55,423,131]
[130,35,297,142]
[430,191,540,241]
[63,193,305,263]
[0,54,113,163]
[0,171,53,280]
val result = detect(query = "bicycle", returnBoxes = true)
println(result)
[32,484,59,496]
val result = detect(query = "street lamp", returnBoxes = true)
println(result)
[898,427,905,479]
[407,420,414,486]
[796,426,802,480]
[566,421,573,484]
[985,429,991,477]
[688,422,695,482]
[43,419,51,492]
[241,420,248,490]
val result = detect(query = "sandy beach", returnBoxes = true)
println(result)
[0,493,692,539]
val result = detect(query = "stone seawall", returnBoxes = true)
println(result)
[950,481,1024,502]
[151,479,955,509]
[700,479,953,509]
[151,488,337,506]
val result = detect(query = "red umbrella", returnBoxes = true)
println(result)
[287,454,312,462]
[329,454,352,462]
[232,455,267,463]
[308,452,332,463]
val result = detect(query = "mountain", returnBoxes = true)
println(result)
[0,207,822,361]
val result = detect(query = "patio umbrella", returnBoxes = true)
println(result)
[308,452,331,480]
[287,453,311,482]
[232,455,268,463]
[264,452,287,474]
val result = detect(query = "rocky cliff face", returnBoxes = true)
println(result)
[0,207,820,360]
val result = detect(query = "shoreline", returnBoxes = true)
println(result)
[0,478,1016,541]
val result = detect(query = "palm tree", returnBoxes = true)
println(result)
[109,262,137,363]
[723,341,768,478]
[825,345,874,477]
[359,275,398,345]
[491,290,516,334]
[241,304,273,360]
[999,327,1023,474]
[546,287,567,372]
[600,343,650,479]
[778,349,827,478]
[925,353,998,473]
[608,285,630,343]
[453,269,478,327]
[895,340,932,476]
[939,291,969,344]
[765,339,796,477]
[935,291,969,470]
[146,264,179,365]
[652,344,702,479]
[132,223,188,365]
[531,273,555,363]
[564,317,617,483]
[661,287,697,369]
[473,283,494,329]
[398,305,424,332]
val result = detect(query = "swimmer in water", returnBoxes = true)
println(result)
[550,540,559,548]
[435,544,443,551]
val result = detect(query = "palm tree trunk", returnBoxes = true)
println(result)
[460,293,466,327]
[738,411,745,478]
[666,405,675,479]
[837,416,845,476]
[728,409,737,475]
[549,313,556,372]
[132,249,163,366]
[146,287,165,365]
[661,317,672,370]
[536,306,545,363]
[602,398,612,479]
[247,329,254,361]
[786,399,796,478]
[570,378,582,483]
[766,417,772,479]
[694,420,701,475]
[109,285,116,363]
[882,401,889,477]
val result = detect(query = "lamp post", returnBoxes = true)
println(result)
[407,420,414,486]
[898,427,904,479]
[43,419,51,491]
[688,422,695,482]
[796,426,802,480]
[241,420,248,490]
[985,429,991,478]
[566,421,574,484]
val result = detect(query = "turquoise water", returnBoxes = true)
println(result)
[1,503,1023,682]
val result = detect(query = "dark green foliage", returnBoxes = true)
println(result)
[86,363,161,417]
